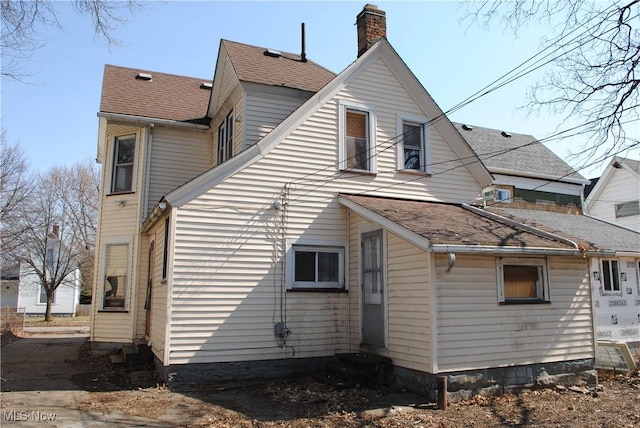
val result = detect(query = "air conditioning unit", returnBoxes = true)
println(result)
[482,186,512,203]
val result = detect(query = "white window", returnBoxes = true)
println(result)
[495,189,512,203]
[286,242,346,290]
[615,200,640,218]
[111,135,136,194]
[217,111,234,164]
[498,258,550,304]
[397,114,430,173]
[102,242,130,310]
[38,285,56,305]
[339,101,376,172]
[601,259,621,293]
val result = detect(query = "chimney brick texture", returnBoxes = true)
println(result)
[357,4,386,57]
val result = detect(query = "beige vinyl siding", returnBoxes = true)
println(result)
[147,127,212,215]
[588,168,640,230]
[347,213,433,372]
[244,89,312,148]
[435,254,593,372]
[92,124,143,343]
[216,49,239,114]
[168,56,483,364]
[386,232,432,371]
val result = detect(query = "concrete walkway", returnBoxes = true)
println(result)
[1,329,168,427]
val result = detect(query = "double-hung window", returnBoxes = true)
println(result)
[111,135,136,194]
[287,243,345,290]
[397,114,430,173]
[38,285,55,305]
[498,258,550,304]
[217,111,234,164]
[601,259,621,293]
[339,101,376,172]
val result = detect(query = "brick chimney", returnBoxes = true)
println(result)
[52,225,59,238]
[357,4,387,57]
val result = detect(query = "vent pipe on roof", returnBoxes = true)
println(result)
[301,23,307,62]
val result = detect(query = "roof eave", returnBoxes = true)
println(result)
[490,167,589,185]
[97,112,210,130]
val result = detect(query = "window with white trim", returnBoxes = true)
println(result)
[339,101,376,172]
[397,115,429,173]
[38,285,56,305]
[217,111,234,164]
[498,258,550,303]
[288,244,345,290]
[601,259,621,293]
[103,243,129,309]
[111,135,136,193]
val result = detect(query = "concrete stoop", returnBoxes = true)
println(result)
[322,353,392,389]
[109,339,153,366]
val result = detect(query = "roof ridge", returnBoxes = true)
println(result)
[104,63,210,82]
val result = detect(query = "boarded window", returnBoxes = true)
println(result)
[499,258,548,304]
[345,110,370,170]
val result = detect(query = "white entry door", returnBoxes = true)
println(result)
[361,229,385,347]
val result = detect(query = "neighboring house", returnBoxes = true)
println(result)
[0,264,20,309]
[584,156,640,232]
[0,235,81,317]
[489,208,640,347]
[91,5,599,398]
[453,123,590,212]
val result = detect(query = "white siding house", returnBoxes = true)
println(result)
[92,4,603,398]
[585,157,640,232]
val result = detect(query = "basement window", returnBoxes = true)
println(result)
[498,258,550,304]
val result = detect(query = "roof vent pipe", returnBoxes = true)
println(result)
[301,23,307,62]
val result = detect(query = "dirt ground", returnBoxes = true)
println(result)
[69,341,640,428]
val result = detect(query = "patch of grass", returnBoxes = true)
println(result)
[24,316,90,327]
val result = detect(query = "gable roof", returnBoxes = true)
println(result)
[100,64,211,123]
[453,123,587,184]
[165,39,493,207]
[339,194,582,255]
[488,207,640,254]
[584,156,640,209]
[222,39,336,93]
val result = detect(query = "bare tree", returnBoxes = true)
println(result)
[0,134,34,265]
[1,0,143,81]
[9,163,99,320]
[463,0,640,166]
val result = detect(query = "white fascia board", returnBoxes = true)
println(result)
[491,167,590,185]
[431,245,584,256]
[207,40,229,118]
[97,112,210,130]
[379,43,493,188]
[492,174,584,196]
[338,196,433,252]
[166,40,389,208]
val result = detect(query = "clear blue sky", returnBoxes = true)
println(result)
[2,1,637,179]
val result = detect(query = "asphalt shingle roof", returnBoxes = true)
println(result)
[453,123,585,182]
[342,194,576,249]
[221,40,336,93]
[489,207,640,253]
[100,64,211,123]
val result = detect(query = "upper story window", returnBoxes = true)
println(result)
[111,135,136,194]
[217,111,234,165]
[615,200,640,218]
[498,258,550,304]
[339,101,376,173]
[397,115,430,173]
